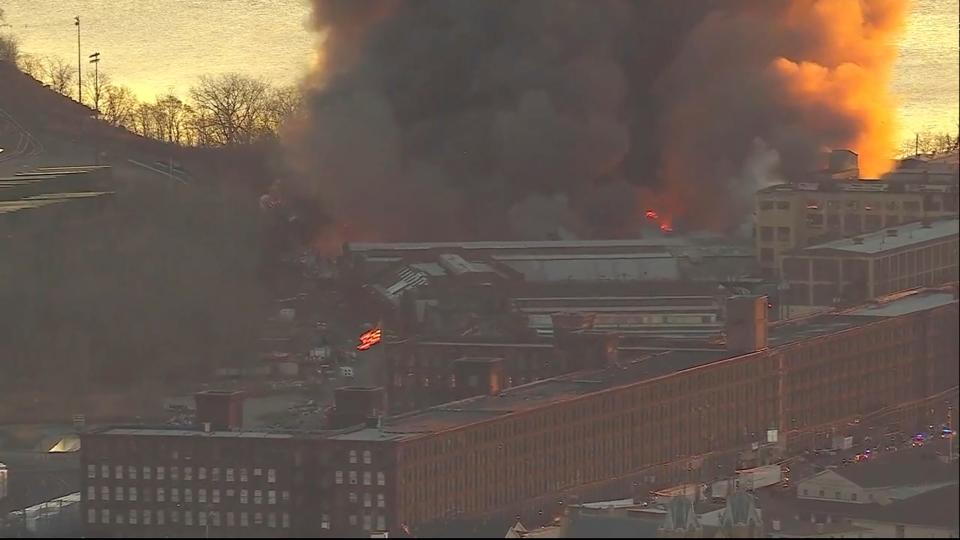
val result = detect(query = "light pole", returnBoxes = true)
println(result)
[74,16,82,104]
[88,52,100,113]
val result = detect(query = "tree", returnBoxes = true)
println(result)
[84,68,110,113]
[262,84,304,137]
[0,32,19,66]
[100,83,139,128]
[189,73,271,146]
[150,94,194,145]
[900,131,960,158]
[44,56,76,98]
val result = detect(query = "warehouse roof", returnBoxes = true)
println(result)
[797,218,958,256]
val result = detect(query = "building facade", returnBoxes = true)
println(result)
[780,218,959,307]
[754,154,959,275]
[82,290,959,538]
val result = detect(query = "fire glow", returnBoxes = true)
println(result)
[645,209,673,233]
[356,327,383,351]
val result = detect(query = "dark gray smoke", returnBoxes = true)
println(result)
[285,0,904,244]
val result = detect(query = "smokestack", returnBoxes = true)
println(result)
[194,390,245,432]
[725,296,768,354]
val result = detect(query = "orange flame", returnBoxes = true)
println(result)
[356,327,382,351]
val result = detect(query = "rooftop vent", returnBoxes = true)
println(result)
[886,229,898,237]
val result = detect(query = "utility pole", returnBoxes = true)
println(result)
[88,52,100,113]
[74,16,82,104]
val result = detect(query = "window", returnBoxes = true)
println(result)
[364,493,372,507]
[128,487,137,502]
[157,466,165,481]
[101,486,109,501]
[185,511,193,526]
[116,513,124,525]
[184,466,192,481]
[363,471,372,485]
[143,466,152,480]
[349,471,358,485]
[227,489,235,498]
[851,492,858,501]
[240,468,248,482]
[349,492,358,504]
[254,468,262,477]
[87,508,96,524]
[87,464,95,479]
[377,515,386,531]
[363,450,372,464]
[760,226,774,241]
[185,488,193,503]
[157,487,166,502]
[171,509,179,524]
[227,512,235,527]
[240,512,249,527]
[835,491,841,499]
[321,514,331,530]
[100,509,109,524]
[226,468,235,482]
[349,515,358,526]
[254,512,263,526]
[129,509,138,525]
[157,510,165,526]
[115,486,124,501]
[818,489,825,497]
[335,470,344,484]
[282,513,290,529]
[760,201,774,211]
[349,450,358,464]
[281,490,290,503]
[129,465,137,480]
[268,468,276,483]
[115,465,123,479]
[172,488,180,503]
[377,472,386,486]
[171,466,179,481]
[240,489,249,504]
[199,489,207,503]
[377,493,385,508]
[268,513,276,528]
[212,467,220,482]
[199,467,207,480]
[101,465,109,479]
[143,509,151,526]
[363,514,373,531]
[212,511,221,527]
[213,489,221,503]
[268,490,276,505]
[198,511,207,527]
[87,486,96,501]
[254,490,262,505]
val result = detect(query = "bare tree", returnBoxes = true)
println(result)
[262,84,304,137]
[0,32,19,66]
[189,73,271,146]
[16,52,44,81]
[150,94,194,145]
[900,131,960,158]
[44,56,76,98]
[132,102,156,138]
[101,84,139,128]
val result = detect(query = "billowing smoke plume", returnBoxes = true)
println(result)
[283,0,906,244]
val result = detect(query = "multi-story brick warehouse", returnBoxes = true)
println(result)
[81,288,959,538]
[754,151,959,275]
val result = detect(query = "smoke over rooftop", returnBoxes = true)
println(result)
[283,0,906,245]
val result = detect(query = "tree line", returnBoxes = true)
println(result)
[1,20,302,147]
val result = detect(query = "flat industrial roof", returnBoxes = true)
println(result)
[798,218,958,255]
[96,428,293,439]
[844,290,957,317]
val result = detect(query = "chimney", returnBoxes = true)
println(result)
[194,390,245,432]
[328,386,387,429]
[453,357,504,398]
[725,296,768,354]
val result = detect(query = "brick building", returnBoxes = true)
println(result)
[82,289,959,538]
[754,152,959,275]
[780,218,959,309]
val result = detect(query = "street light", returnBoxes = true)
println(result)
[74,16,81,104]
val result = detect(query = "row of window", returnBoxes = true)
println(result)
[334,470,386,486]
[347,450,373,465]
[87,465,276,483]
[87,508,290,528]
[346,491,387,508]
[86,486,289,505]
[346,513,387,532]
